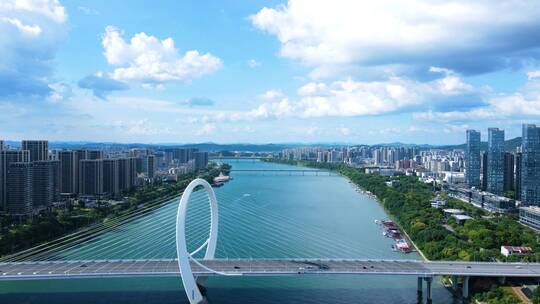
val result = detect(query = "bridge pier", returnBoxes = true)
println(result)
[451,275,458,292]
[462,276,469,300]
[417,277,423,303]
[424,277,432,304]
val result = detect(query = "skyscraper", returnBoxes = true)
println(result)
[79,159,103,196]
[103,159,120,198]
[21,140,48,162]
[194,151,209,170]
[465,130,481,188]
[142,155,155,179]
[86,150,104,160]
[31,161,60,208]
[0,150,30,210]
[521,124,540,205]
[487,128,505,195]
[56,150,77,194]
[481,152,488,191]
[515,152,522,201]
[503,152,515,193]
[6,162,32,215]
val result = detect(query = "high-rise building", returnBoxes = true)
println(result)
[103,159,120,198]
[117,157,138,192]
[56,151,77,194]
[503,152,515,193]
[6,162,32,215]
[516,152,522,201]
[465,130,481,188]
[22,140,48,162]
[521,124,540,205]
[31,161,60,208]
[141,155,155,179]
[481,152,488,191]
[79,159,103,196]
[129,157,140,187]
[0,150,30,210]
[194,151,208,170]
[86,150,104,160]
[487,128,505,195]
[0,140,4,150]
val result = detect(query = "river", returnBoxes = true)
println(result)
[0,159,454,304]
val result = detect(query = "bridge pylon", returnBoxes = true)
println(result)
[176,178,218,304]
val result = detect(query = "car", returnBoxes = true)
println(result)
[466,266,472,269]
[80,264,88,268]
[515,266,522,269]
[233,266,240,269]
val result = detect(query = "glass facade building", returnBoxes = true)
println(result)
[521,124,540,206]
[487,128,504,195]
[465,130,481,188]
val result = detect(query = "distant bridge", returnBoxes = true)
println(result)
[210,156,265,161]
[230,169,335,176]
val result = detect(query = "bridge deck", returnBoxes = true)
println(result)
[1,259,540,280]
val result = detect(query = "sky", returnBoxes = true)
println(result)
[2,0,540,145]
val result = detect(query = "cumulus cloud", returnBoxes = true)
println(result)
[101,26,222,86]
[0,0,67,23]
[528,70,540,80]
[414,73,540,122]
[0,0,67,98]
[251,0,540,77]
[78,74,129,99]
[1,17,41,35]
[231,68,486,120]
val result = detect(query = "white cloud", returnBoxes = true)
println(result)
[101,26,222,86]
[251,0,540,77]
[197,123,216,136]
[233,69,485,120]
[414,73,540,122]
[47,82,71,102]
[0,0,67,97]
[107,119,171,136]
[337,127,350,136]
[1,17,41,35]
[261,89,284,100]
[528,70,540,80]
[247,59,261,68]
[0,0,67,23]
[77,6,98,15]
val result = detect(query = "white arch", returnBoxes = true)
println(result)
[176,178,218,304]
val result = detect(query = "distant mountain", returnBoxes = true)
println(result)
[435,137,522,152]
[4,141,294,152]
[2,137,523,152]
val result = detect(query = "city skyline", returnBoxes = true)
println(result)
[3,1,540,144]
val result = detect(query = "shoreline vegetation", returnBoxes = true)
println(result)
[263,159,540,303]
[0,162,231,259]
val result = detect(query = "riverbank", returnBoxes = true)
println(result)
[0,163,230,259]
[263,159,539,303]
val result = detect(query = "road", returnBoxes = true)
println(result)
[2,259,540,280]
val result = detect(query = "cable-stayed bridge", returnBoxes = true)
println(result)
[1,178,540,304]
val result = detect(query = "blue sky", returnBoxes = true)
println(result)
[2,1,540,144]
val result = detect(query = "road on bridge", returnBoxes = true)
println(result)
[2,259,540,280]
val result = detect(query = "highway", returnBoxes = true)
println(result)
[2,259,540,280]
